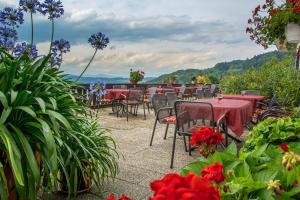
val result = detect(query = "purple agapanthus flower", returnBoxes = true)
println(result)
[88,32,109,50]
[0,38,14,50]
[19,0,42,13]
[0,7,24,27]
[40,0,64,19]
[13,42,38,59]
[89,81,106,97]
[50,39,70,66]
[0,27,17,40]
[51,39,70,54]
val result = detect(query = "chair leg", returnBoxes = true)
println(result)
[143,103,146,120]
[126,105,129,121]
[183,136,188,152]
[147,103,150,114]
[188,136,192,156]
[170,128,177,169]
[150,117,158,146]
[164,123,169,139]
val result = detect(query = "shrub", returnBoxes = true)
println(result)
[220,57,300,107]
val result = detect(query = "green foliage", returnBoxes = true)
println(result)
[221,57,300,107]
[148,51,288,84]
[242,117,300,153]
[0,49,118,198]
[181,143,300,200]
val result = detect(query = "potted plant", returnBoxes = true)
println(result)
[195,75,207,85]
[165,75,177,85]
[129,68,145,84]
[0,1,118,199]
[246,0,300,49]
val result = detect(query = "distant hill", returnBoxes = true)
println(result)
[148,51,289,84]
[66,75,155,84]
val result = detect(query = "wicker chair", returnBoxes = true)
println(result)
[149,94,176,146]
[170,100,226,168]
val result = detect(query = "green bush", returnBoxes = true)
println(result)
[242,117,300,153]
[220,57,300,107]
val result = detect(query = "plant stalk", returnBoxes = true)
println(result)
[75,49,98,82]
[49,19,54,54]
[30,12,34,48]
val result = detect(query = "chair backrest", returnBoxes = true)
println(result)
[148,87,157,96]
[241,90,260,96]
[197,85,203,91]
[166,92,178,107]
[178,85,186,98]
[196,89,204,99]
[128,89,143,102]
[113,85,127,89]
[174,101,215,134]
[203,89,212,98]
[151,94,168,115]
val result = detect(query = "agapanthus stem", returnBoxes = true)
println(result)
[49,19,54,54]
[30,12,34,48]
[58,53,63,69]
[76,49,98,82]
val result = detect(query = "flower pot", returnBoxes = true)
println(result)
[274,40,288,52]
[168,80,174,85]
[130,80,138,84]
[285,23,300,44]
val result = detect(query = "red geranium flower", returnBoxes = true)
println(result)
[280,144,289,152]
[107,194,132,200]
[189,127,223,146]
[149,173,220,200]
[201,162,226,183]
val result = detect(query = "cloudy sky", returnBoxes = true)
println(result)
[0,0,273,77]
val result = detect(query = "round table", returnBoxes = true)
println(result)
[105,89,129,100]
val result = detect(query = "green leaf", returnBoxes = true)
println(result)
[0,162,8,200]
[10,90,18,104]
[45,110,71,129]
[49,97,57,110]
[9,124,40,183]
[0,91,8,108]
[224,142,237,156]
[15,106,36,118]
[0,107,12,124]
[0,125,24,186]
[35,97,46,113]
[36,118,55,158]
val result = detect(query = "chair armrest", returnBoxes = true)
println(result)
[157,107,173,115]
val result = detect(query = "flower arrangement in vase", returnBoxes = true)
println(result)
[246,0,300,50]
[129,68,145,84]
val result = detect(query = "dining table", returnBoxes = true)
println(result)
[221,94,266,110]
[105,89,129,100]
[180,98,253,137]
[175,86,197,95]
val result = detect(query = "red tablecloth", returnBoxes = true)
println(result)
[180,99,253,137]
[105,89,129,100]
[175,87,197,94]
[222,94,266,109]
[156,88,175,94]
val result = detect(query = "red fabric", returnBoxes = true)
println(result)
[105,89,129,100]
[146,88,175,94]
[162,116,176,123]
[222,94,266,110]
[175,87,197,94]
[180,99,253,137]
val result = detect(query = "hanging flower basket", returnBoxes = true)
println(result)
[285,23,300,44]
